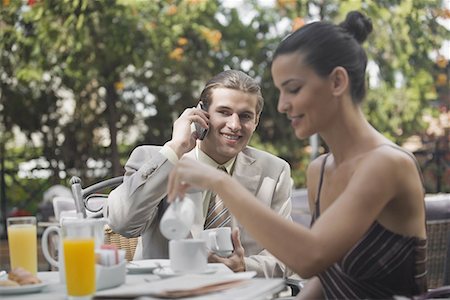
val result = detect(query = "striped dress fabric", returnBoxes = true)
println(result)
[313,147,428,299]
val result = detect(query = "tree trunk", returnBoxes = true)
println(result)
[0,139,7,238]
[105,84,121,177]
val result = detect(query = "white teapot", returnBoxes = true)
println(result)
[159,196,195,240]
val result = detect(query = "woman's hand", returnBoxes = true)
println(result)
[167,158,225,202]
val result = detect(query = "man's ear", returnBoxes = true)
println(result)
[329,66,349,97]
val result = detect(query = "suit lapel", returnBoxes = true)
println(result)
[232,148,261,196]
[230,148,261,228]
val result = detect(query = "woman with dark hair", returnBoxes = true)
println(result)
[167,11,427,299]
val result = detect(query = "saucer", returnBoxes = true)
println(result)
[153,265,217,278]
[126,259,170,274]
[0,282,48,295]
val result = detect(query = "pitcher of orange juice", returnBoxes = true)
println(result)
[41,218,106,290]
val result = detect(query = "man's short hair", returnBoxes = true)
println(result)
[199,70,264,122]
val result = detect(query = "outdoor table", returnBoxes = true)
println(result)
[1,261,286,300]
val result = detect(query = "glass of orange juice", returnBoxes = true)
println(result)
[62,219,96,300]
[7,216,37,275]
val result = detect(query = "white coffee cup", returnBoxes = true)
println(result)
[160,196,195,240]
[201,227,234,257]
[169,239,207,273]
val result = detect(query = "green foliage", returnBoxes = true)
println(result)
[0,0,448,213]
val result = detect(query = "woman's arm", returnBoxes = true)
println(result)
[167,150,415,278]
[297,277,324,300]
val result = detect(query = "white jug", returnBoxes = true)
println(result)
[41,218,107,283]
[160,196,195,240]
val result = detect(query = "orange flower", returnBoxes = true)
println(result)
[434,8,450,19]
[145,22,157,31]
[114,81,125,92]
[210,30,222,46]
[200,27,222,48]
[178,37,188,46]
[3,0,10,6]
[436,55,448,69]
[169,47,184,61]
[167,5,177,16]
[436,74,448,87]
[276,0,296,9]
[292,17,305,32]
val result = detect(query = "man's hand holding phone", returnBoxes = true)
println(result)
[165,103,209,159]
[194,102,209,140]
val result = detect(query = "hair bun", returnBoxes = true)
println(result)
[339,11,373,44]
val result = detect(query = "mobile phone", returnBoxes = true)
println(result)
[194,102,209,140]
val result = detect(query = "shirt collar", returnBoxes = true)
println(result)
[195,145,236,174]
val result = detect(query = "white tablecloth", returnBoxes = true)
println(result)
[1,262,285,300]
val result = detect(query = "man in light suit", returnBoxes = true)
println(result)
[107,70,293,278]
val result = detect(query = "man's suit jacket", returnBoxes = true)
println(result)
[107,145,293,277]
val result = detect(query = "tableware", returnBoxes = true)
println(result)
[201,227,234,257]
[0,282,48,295]
[94,272,283,300]
[153,265,218,279]
[126,259,170,274]
[160,196,196,240]
[41,218,107,283]
[52,196,76,222]
[61,218,98,299]
[7,216,37,275]
[96,261,126,291]
[169,239,208,273]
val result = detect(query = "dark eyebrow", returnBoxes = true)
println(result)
[281,79,301,87]
[216,105,255,116]
[215,105,232,111]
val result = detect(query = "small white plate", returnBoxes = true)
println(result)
[126,259,170,274]
[0,282,48,295]
[153,265,217,278]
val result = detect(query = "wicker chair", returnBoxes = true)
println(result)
[425,193,450,289]
[104,224,138,262]
[70,176,139,261]
[426,219,450,289]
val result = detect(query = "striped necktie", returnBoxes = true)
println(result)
[204,166,231,229]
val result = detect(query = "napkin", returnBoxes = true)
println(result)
[145,278,247,299]
[94,272,257,299]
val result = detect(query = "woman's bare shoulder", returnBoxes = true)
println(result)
[368,145,419,174]
[355,145,422,199]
